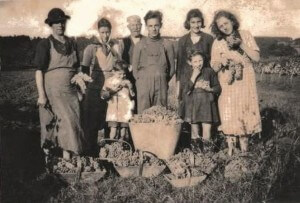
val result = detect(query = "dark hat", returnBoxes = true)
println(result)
[45,8,70,25]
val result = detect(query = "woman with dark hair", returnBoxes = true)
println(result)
[176,9,214,149]
[34,8,87,159]
[210,10,261,155]
[81,17,122,155]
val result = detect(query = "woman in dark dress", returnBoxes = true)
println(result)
[176,9,215,149]
[81,18,122,155]
[34,8,86,160]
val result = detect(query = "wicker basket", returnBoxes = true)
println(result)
[164,174,207,188]
[129,122,182,159]
[55,170,107,184]
[113,151,166,178]
[80,170,107,183]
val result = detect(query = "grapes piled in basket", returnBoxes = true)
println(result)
[130,106,183,124]
[166,149,217,178]
[99,142,127,159]
[52,156,104,173]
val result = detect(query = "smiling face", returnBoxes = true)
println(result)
[146,18,161,38]
[189,17,202,34]
[51,21,66,36]
[98,26,111,43]
[216,16,233,36]
[190,54,204,70]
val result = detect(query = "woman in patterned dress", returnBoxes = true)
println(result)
[210,10,262,155]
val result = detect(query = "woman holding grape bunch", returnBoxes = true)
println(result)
[210,10,262,155]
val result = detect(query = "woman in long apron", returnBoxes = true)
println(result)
[34,8,86,159]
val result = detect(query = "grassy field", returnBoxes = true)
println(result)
[0,70,300,202]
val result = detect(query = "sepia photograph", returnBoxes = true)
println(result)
[0,0,299,202]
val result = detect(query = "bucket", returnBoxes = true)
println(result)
[129,122,182,159]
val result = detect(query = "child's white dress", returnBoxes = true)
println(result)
[104,74,134,124]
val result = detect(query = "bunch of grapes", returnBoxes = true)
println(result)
[226,59,244,85]
[52,156,105,173]
[167,149,195,178]
[114,151,140,167]
[193,153,217,175]
[99,142,130,159]
[167,149,217,178]
[130,106,183,124]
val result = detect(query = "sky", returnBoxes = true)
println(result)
[0,0,299,38]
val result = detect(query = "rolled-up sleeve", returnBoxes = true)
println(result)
[34,39,50,71]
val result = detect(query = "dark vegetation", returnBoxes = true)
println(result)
[0,36,299,70]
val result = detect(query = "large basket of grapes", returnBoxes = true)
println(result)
[51,156,106,184]
[129,106,183,160]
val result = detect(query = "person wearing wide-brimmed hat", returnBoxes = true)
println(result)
[34,8,88,160]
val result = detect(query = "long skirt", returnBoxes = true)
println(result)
[39,68,85,154]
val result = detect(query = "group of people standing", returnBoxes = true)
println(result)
[35,7,261,160]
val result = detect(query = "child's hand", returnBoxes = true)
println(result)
[202,85,213,92]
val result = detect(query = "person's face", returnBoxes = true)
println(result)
[98,26,111,43]
[190,55,204,70]
[189,17,202,34]
[127,20,142,37]
[51,21,66,36]
[146,18,161,38]
[115,70,126,79]
[216,16,233,36]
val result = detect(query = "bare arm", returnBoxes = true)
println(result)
[240,31,260,62]
[240,42,260,62]
[35,70,47,106]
